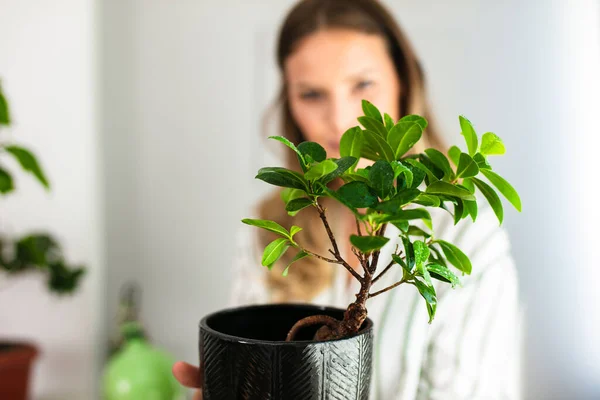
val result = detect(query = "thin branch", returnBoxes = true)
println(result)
[368,278,408,298]
[301,247,362,281]
[372,254,400,284]
[355,217,363,237]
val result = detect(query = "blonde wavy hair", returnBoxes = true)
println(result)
[256,0,446,302]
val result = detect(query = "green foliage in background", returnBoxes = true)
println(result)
[0,81,85,294]
[243,100,521,323]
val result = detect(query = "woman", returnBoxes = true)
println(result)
[174,0,521,398]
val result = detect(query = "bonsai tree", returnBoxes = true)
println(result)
[242,100,521,341]
[0,81,84,294]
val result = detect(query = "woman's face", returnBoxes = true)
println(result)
[284,28,401,159]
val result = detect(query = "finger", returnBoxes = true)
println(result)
[172,361,202,388]
[193,390,203,400]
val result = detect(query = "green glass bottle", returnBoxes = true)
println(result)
[103,322,182,400]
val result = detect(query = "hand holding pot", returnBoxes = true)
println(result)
[172,361,202,400]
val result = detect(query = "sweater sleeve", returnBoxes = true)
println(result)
[228,223,272,307]
[415,204,522,400]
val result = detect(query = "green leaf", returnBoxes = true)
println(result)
[368,160,395,199]
[363,130,395,161]
[425,181,475,200]
[341,172,369,184]
[400,114,428,129]
[472,177,504,224]
[350,235,389,253]
[361,100,383,123]
[384,113,395,132]
[481,169,521,212]
[456,152,480,179]
[337,181,379,208]
[290,225,303,238]
[269,136,305,164]
[0,167,14,194]
[388,119,424,159]
[282,250,309,276]
[262,238,290,269]
[360,142,381,161]
[256,167,308,191]
[298,142,327,163]
[381,208,432,229]
[473,153,492,170]
[407,226,431,238]
[391,161,413,188]
[285,198,313,216]
[424,148,453,179]
[401,236,415,271]
[375,189,420,213]
[461,178,475,193]
[414,240,430,267]
[427,263,460,288]
[242,219,290,239]
[340,127,364,161]
[412,194,440,207]
[304,159,338,181]
[435,240,472,274]
[0,83,10,126]
[463,199,478,222]
[280,188,305,204]
[404,159,438,184]
[453,198,464,225]
[412,278,437,323]
[321,156,357,184]
[448,145,461,165]
[480,132,505,156]
[5,146,50,189]
[459,116,478,156]
[392,253,410,273]
[358,116,388,138]
[316,183,362,217]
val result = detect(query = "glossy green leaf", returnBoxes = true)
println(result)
[0,167,14,194]
[381,208,432,229]
[368,160,394,199]
[341,172,369,184]
[407,226,431,238]
[473,153,492,170]
[404,158,438,184]
[375,189,420,213]
[316,183,362,218]
[5,146,50,189]
[414,240,430,267]
[298,141,326,163]
[304,160,337,181]
[269,136,305,164]
[360,142,381,161]
[412,278,437,323]
[322,156,357,184]
[285,198,313,216]
[362,100,383,123]
[435,239,472,274]
[461,178,475,193]
[481,169,521,212]
[384,113,395,132]
[456,152,480,179]
[425,181,475,200]
[424,148,453,179]
[256,167,308,191]
[340,127,364,161]
[358,116,388,138]
[412,194,440,207]
[459,116,478,156]
[472,177,504,224]
[350,235,389,253]
[388,119,424,159]
[448,145,461,165]
[0,84,10,126]
[401,236,415,271]
[289,225,303,238]
[282,250,309,276]
[427,263,460,288]
[453,198,464,225]
[280,188,305,204]
[392,253,410,273]
[391,161,413,188]
[464,199,478,222]
[363,130,395,161]
[400,114,428,129]
[480,132,506,156]
[242,218,290,239]
[262,238,291,269]
[337,181,379,208]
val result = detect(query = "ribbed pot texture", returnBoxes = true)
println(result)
[199,304,373,400]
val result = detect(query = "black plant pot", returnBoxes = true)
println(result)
[199,304,373,400]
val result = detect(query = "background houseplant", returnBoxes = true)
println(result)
[199,100,521,399]
[0,81,86,399]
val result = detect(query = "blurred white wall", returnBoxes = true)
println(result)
[0,0,102,399]
[99,1,600,399]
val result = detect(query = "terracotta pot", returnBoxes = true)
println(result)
[0,342,39,400]
[200,304,374,400]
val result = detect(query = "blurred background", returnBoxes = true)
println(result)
[1,0,599,399]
